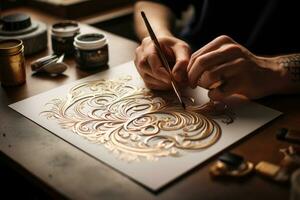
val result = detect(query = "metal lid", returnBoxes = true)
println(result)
[1,13,31,31]
[51,21,80,37]
[0,39,23,55]
[74,33,107,50]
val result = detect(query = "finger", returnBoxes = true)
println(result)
[161,43,176,63]
[147,53,170,84]
[134,48,153,77]
[188,43,243,88]
[187,35,235,71]
[189,43,243,77]
[207,78,239,101]
[143,42,171,83]
[144,74,172,90]
[171,44,191,82]
[138,64,171,90]
[197,70,223,89]
[134,46,143,68]
[197,58,241,89]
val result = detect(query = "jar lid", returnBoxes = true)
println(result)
[51,21,80,37]
[0,39,23,55]
[1,13,31,31]
[74,33,107,50]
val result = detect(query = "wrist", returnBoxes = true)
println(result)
[156,30,173,37]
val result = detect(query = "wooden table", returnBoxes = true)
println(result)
[1,7,298,200]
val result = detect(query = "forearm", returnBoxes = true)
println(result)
[134,1,175,40]
[261,53,300,94]
[277,54,300,81]
[277,54,300,93]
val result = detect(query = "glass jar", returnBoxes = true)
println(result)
[51,21,80,56]
[74,33,109,70]
[0,39,26,86]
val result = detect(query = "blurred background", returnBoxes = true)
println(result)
[0,0,137,41]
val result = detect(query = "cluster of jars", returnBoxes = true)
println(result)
[0,20,109,87]
[51,21,109,70]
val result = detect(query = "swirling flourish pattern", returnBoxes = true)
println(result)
[41,76,224,161]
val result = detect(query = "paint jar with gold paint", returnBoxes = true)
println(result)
[0,39,26,86]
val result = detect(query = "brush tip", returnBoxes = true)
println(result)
[182,102,186,110]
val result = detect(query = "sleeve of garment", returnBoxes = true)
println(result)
[136,0,191,18]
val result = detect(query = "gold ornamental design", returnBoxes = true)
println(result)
[41,77,223,161]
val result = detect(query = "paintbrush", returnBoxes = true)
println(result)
[141,11,186,109]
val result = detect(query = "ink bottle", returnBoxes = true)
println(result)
[74,33,109,70]
[51,21,80,56]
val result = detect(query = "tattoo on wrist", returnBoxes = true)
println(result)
[278,54,300,81]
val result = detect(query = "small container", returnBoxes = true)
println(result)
[210,152,253,177]
[51,21,80,56]
[277,128,300,144]
[0,13,48,56]
[0,39,26,86]
[74,33,109,69]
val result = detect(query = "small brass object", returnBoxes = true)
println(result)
[255,161,281,177]
[255,161,289,182]
[210,152,254,177]
[0,39,26,86]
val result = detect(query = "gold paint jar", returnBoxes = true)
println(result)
[0,39,26,86]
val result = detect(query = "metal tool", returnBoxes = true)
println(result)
[31,54,67,75]
[31,54,58,71]
[141,11,186,109]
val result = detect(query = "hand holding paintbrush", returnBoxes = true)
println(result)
[140,11,186,109]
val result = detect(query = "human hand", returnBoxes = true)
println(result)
[187,35,284,101]
[134,35,191,90]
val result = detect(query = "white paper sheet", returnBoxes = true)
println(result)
[9,61,281,191]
